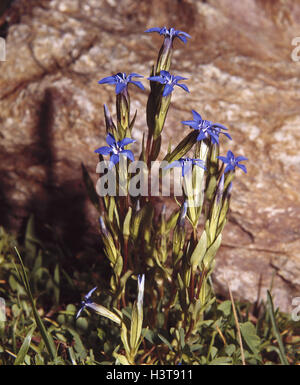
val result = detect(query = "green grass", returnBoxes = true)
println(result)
[0,223,299,365]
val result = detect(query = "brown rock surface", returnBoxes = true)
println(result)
[1,0,300,312]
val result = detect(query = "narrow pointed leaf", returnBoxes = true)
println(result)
[14,324,36,365]
[14,248,57,360]
[190,230,207,271]
[164,130,199,163]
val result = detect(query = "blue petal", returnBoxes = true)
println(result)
[237,164,247,173]
[173,75,188,82]
[130,80,145,90]
[160,70,170,77]
[213,123,228,130]
[76,306,84,319]
[192,110,202,121]
[222,132,232,140]
[196,131,207,141]
[181,119,195,125]
[118,138,136,147]
[164,160,182,170]
[148,76,166,84]
[177,35,188,44]
[163,84,174,97]
[94,146,112,155]
[128,73,144,79]
[176,83,189,93]
[181,120,199,130]
[144,27,162,33]
[194,160,206,170]
[182,162,192,176]
[210,131,219,145]
[227,150,235,159]
[224,164,234,173]
[98,76,116,84]
[115,82,127,95]
[85,286,97,300]
[120,150,134,162]
[178,31,191,38]
[235,156,248,162]
[106,133,116,147]
[110,154,120,166]
[217,156,228,163]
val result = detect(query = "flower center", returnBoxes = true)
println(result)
[115,72,127,84]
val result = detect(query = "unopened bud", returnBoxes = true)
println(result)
[99,216,109,237]
[179,201,188,228]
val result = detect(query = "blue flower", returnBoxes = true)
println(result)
[217,150,248,173]
[98,72,145,95]
[95,133,135,166]
[164,157,206,177]
[76,287,97,319]
[148,70,189,97]
[145,27,191,44]
[182,110,232,145]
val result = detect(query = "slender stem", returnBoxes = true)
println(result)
[189,270,195,302]
[122,238,128,274]
[185,319,195,342]
[228,283,245,365]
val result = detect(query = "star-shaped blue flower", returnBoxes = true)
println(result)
[217,150,248,173]
[98,72,145,95]
[145,27,191,44]
[182,110,232,145]
[95,133,135,167]
[76,287,97,319]
[148,70,189,97]
[164,157,206,177]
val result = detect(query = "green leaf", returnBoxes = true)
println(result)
[14,247,57,360]
[240,321,261,356]
[225,344,236,357]
[190,230,207,271]
[65,327,87,360]
[158,333,173,352]
[143,328,155,345]
[218,300,232,317]
[208,356,232,365]
[179,327,185,350]
[53,263,60,305]
[129,110,137,132]
[164,131,199,164]
[202,233,222,271]
[150,135,162,161]
[68,346,77,365]
[14,324,36,365]
[123,207,132,239]
[166,210,180,232]
[24,215,40,263]
[113,352,130,365]
[266,290,289,365]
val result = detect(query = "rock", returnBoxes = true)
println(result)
[0,0,300,312]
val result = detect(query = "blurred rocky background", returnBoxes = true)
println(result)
[0,0,300,312]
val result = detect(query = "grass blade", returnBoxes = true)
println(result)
[228,283,245,365]
[14,247,57,361]
[14,324,36,365]
[266,290,289,365]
